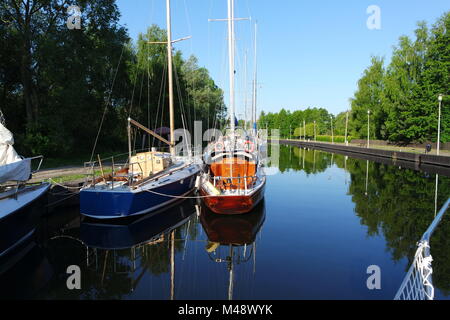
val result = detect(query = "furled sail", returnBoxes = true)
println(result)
[0,122,31,183]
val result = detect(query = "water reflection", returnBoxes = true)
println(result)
[1,144,449,299]
[36,199,197,300]
[274,145,450,297]
[0,241,53,299]
[80,199,196,249]
[199,202,265,300]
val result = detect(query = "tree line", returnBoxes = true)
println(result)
[0,0,225,158]
[258,107,350,140]
[260,12,449,144]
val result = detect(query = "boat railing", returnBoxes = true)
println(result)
[83,147,185,188]
[28,155,44,174]
[206,174,262,195]
[83,156,143,189]
[207,244,254,264]
[128,161,144,186]
[394,198,450,300]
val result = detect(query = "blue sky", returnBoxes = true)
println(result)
[116,0,449,117]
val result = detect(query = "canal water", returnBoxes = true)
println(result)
[1,144,449,300]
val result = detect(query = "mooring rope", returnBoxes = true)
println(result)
[48,178,83,190]
[45,192,79,208]
[143,188,216,199]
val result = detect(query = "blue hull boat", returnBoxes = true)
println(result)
[80,161,200,219]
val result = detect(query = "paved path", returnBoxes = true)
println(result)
[31,165,86,183]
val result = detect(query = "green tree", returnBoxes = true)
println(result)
[383,22,430,142]
[350,56,385,140]
[182,55,226,130]
[0,0,133,156]
[413,12,450,143]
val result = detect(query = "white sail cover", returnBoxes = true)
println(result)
[0,122,31,183]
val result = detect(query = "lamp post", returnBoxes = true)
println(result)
[437,94,443,155]
[313,120,316,141]
[303,120,306,141]
[330,116,334,144]
[345,110,349,146]
[367,110,370,148]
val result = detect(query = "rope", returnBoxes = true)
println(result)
[89,45,125,163]
[48,178,83,190]
[45,192,79,208]
[143,188,216,199]
[48,235,87,248]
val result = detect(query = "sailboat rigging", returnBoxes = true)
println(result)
[199,0,266,214]
[79,0,201,219]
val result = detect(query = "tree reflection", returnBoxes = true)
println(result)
[280,145,450,295]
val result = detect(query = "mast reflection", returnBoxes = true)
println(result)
[199,201,266,300]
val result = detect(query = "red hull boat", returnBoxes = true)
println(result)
[199,181,265,215]
[200,151,266,215]
[199,0,266,215]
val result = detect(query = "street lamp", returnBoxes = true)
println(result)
[367,110,371,148]
[303,120,306,141]
[345,110,349,146]
[313,120,316,141]
[330,116,334,144]
[437,94,443,155]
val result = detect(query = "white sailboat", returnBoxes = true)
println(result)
[0,118,50,258]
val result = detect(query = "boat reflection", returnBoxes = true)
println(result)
[80,198,196,250]
[0,241,53,299]
[33,198,196,299]
[79,198,196,299]
[199,201,265,300]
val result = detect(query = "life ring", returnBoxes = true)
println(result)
[215,141,224,152]
[243,140,255,153]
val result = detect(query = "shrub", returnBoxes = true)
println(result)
[315,135,352,143]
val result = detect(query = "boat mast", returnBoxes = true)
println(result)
[228,0,235,132]
[166,0,175,156]
[244,50,248,130]
[252,22,258,135]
